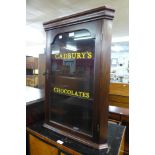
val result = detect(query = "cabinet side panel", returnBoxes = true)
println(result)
[99,19,113,142]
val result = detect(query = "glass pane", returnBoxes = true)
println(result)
[110,42,129,83]
[50,29,95,135]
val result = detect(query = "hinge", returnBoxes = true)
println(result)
[97,123,100,132]
[45,70,49,79]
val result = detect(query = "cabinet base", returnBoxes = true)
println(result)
[43,123,108,150]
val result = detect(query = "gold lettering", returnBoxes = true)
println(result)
[62,89,66,94]
[53,52,93,59]
[71,53,76,59]
[64,53,68,59]
[74,91,79,97]
[53,87,57,92]
[67,53,71,59]
[78,92,83,97]
[70,90,74,95]
[67,89,72,95]
[76,53,81,59]
[57,88,61,93]
[85,93,90,99]
[53,87,90,99]
[81,52,86,59]
[81,92,85,98]
[87,52,92,59]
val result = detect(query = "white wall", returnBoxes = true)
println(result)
[26,25,46,57]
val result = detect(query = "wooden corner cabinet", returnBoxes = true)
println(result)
[43,6,115,149]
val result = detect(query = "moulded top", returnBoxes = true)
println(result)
[43,6,115,31]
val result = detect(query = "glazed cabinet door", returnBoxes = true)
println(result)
[49,29,95,135]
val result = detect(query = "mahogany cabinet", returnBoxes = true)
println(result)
[43,6,115,149]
